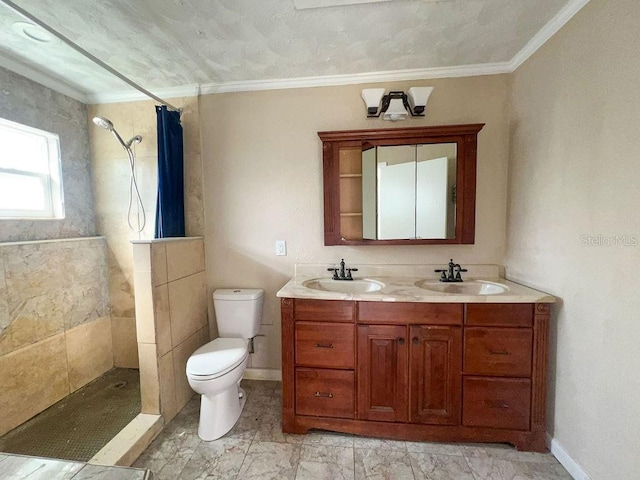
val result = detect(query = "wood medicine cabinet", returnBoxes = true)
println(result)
[319,124,484,246]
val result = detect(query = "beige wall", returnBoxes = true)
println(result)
[507,0,640,477]
[0,238,112,436]
[132,238,208,422]
[88,98,204,369]
[199,76,510,370]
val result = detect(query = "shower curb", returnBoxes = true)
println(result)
[88,413,163,467]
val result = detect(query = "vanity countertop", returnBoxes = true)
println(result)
[276,264,555,304]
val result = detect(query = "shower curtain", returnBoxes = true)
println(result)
[155,105,185,238]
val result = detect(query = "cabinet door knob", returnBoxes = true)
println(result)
[314,392,334,398]
[397,337,405,345]
[412,337,419,345]
[314,343,334,348]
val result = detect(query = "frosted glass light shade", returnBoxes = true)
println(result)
[361,88,386,115]
[382,97,408,121]
[407,87,433,115]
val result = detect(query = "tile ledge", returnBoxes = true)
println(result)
[88,413,163,467]
[130,236,203,244]
[0,236,106,247]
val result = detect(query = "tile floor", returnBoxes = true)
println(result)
[133,380,572,480]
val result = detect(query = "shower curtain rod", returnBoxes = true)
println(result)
[1,0,182,113]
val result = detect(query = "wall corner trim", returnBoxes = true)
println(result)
[509,0,592,72]
[547,433,591,480]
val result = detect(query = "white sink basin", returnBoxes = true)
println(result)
[302,278,385,294]
[415,280,508,295]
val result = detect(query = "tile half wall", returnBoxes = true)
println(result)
[0,237,113,436]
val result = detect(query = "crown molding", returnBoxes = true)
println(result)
[199,62,511,94]
[84,84,200,105]
[508,0,591,72]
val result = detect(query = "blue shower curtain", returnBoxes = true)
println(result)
[154,105,185,238]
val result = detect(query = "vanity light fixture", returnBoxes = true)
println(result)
[361,87,434,121]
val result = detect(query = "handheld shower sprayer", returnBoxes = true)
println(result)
[92,116,113,130]
[92,116,142,149]
[91,116,146,233]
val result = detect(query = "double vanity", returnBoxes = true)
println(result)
[277,263,554,452]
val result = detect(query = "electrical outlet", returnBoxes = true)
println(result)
[275,240,287,256]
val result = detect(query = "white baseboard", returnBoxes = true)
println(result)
[243,368,282,381]
[546,433,590,480]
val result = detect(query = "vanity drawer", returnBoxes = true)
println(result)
[465,304,533,327]
[295,368,355,418]
[463,376,531,431]
[464,328,532,377]
[295,322,355,369]
[358,302,463,325]
[294,299,355,322]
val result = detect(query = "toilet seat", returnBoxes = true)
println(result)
[186,338,248,380]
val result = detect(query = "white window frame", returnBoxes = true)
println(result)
[0,118,65,219]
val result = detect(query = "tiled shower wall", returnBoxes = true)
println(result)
[88,97,204,370]
[132,237,208,423]
[0,65,96,243]
[0,237,112,436]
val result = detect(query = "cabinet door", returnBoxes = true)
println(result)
[409,325,462,425]
[357,325,408,422]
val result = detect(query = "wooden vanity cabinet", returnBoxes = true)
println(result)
[281,298,551,452]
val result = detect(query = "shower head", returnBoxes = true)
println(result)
[92,116,114,131]
[92,116,142,150]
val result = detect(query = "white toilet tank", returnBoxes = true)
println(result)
[213,288,263,338]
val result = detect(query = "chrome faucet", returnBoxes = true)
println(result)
[328,259,358,281]
[435,259,467,283]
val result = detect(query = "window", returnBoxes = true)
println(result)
[0,118,64,219]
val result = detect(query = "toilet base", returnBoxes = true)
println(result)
[198,385,246,441]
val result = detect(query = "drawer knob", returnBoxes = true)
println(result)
[489,350,509,355]
[314,391,334,398]
[314,343,334,348]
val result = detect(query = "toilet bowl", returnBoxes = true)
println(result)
[186,288,263,441]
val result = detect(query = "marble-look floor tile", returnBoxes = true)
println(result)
[237,441,301,479]
[465,456,573,480]
[302,431,355,447]
[72,464,148,479]
[242,379,281,396]
[295,445,354,480]
[409,452,475,480]
[254,419,304,444]
[406,441,463,457]
[132,429,200,479]
[354,447,415,480]
[0,455,83,479]
[175,436,252,480]
[461,443,559,464]
[353,436,408,451]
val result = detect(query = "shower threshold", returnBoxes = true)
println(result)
[0,368,141,462]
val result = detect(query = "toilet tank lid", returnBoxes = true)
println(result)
[213,288,264,300]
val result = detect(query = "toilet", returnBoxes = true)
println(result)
[186,288,263,441]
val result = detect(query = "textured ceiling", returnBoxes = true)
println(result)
[0,0,577,102]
